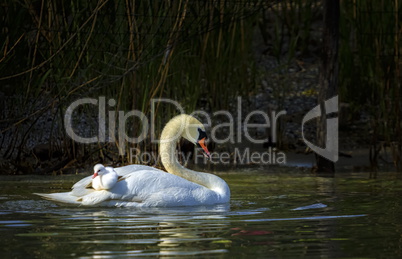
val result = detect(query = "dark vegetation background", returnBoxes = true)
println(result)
[0,0,401,174]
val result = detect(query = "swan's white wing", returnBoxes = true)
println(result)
[113,164,162,176]
[70,175,94,197]
[72,175,92,189]
[78,190,113,205]
[35,192,82,204]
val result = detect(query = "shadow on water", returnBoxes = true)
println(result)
[1,169,402,258]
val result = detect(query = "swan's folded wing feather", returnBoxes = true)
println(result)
[72,175,92,189]
[118,175,128,182]
[34,192,81,204]
[71,175,95,196]
[78,190,144,206]
[114,165,161,176]
[79,190,113,205]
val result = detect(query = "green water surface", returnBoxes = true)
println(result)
[1,168,402,258]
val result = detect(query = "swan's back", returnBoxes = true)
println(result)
[114,164,161,176]
[116,169,220,207]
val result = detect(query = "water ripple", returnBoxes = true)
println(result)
[242,214,367,222]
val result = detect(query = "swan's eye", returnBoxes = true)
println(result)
[197,128,207,141]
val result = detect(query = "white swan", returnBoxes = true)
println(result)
[91,164,118,191]
[36,114,230,207]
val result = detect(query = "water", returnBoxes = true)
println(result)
[1,168,402,258]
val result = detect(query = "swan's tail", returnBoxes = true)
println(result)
[34,192,81,205]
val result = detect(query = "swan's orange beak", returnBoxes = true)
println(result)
[92,172,98,179]
[197,137,211,158]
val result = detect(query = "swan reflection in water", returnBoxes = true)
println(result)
[62,204,231,257]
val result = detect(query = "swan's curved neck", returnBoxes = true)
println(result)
[159,116,230,200]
